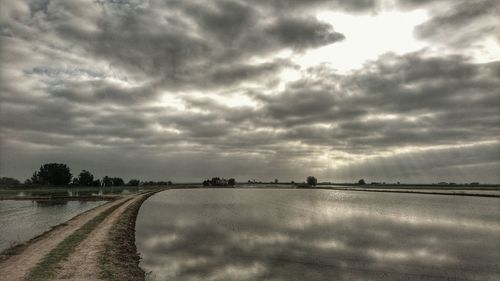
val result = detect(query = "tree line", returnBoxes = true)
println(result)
[202,176,319,187]
[20,163,172,187]
[202,177,236,186]
[1,162,322,188]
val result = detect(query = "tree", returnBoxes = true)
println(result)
[203,177,234,186]
[128,179,140,186]
[31,163,72,185]
[358,179,366,185]
[0,177,21,185]
[306,176,317,186]
[29,172,39,185]
[274,179,279,184]
[111,177,124,186]
[211,177,221,185]
[78,170,94,186]
[102,176,113,187]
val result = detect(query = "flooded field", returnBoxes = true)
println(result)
[0,200,106,251]
[136,189,500,281]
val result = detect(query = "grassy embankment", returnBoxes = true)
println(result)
[99,192,159,281]
[24,199,130,281]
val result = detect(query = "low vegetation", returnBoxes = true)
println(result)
[202,177,236,186]
[307,176,318,186]
[100,193,158,281]
[16,162,173,188]
[0,177,21,186]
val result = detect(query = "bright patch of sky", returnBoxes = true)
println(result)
[295,10,430,73]
[467,36,500,63]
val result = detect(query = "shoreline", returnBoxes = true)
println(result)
[100,191,161,280]
[316,187,500,198]
[0,190,163,281]
[0,199,115,261]
[0,195,119,201]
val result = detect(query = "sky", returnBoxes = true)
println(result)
[1,0,499,183]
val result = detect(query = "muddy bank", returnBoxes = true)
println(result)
[100,192,160,281]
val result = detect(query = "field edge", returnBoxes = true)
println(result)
[100,190,164,281]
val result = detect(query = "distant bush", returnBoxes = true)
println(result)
[0,177,21,186]
[78,170,95,186]
[141,180,172,186]
[111,177,125,186]
[101,176,125,187]
[358,179,366,185]
[306,176,317,186]
[203,177,236,186]
[128,179,140,186]
[102,176,113,187]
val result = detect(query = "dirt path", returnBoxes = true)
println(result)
[0,196,133,281]
[54,194,145,280]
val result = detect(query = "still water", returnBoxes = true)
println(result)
[136,189,500,281]
[1,187,142,198]
[0,200,106,251]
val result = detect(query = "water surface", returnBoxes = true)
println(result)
[0,200,106,251]
[0,187,143,198]
[136,189,500,281]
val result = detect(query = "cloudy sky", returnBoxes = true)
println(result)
[1,0,499,183]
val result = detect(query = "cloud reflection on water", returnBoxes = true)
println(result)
[136,189,500,281]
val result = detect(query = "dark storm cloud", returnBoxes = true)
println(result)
[256,53,500,152]
[255,0,377,13]
[47,81,159,105]
[20,0,344,86]
[207,61,288,86]
[266,17,345,50]
[181,0,258,41]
